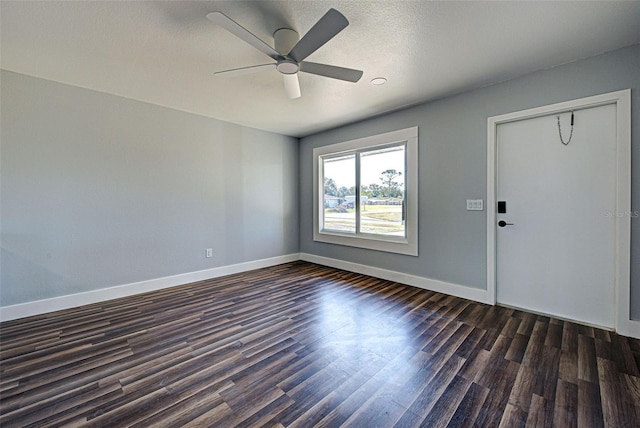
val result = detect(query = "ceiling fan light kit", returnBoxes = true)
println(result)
[276,60,299,75]
[207,8,363,99]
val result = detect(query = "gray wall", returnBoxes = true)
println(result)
[1,70,299,306]
[299,44,640,319]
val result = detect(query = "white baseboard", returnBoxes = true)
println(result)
[617,318,640,339]
[299,253,492,305]
[0,253,492,323]
[4,252,638,340]
[300,253,640,339]
[0,253,299,322]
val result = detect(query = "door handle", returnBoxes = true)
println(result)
[498,220,514,228]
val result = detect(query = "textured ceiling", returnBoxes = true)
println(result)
[1,1,639,138]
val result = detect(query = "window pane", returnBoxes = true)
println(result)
[322,154,356,233]
[359,145,405,236]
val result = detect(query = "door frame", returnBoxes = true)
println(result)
[486,89,636,337]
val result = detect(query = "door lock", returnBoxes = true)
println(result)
[498,220,514,228]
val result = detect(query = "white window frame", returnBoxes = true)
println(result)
[313,126,418,256]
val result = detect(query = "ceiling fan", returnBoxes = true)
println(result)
[206,8,363,99]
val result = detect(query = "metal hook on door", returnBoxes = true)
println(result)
[557,111,574,145]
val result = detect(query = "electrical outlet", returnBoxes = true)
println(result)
[205,248,213,258]
[466,199,484,211]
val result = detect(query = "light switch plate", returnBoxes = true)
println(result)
[466,199,484,211]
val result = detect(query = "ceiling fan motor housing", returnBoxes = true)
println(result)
[274,28,300,74]
[274,28,299,55]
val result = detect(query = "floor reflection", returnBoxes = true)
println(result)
[314,283,411,364]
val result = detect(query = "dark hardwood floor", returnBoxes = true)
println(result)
[1,261,639,427]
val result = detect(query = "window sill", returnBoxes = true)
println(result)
[314,230,418,256]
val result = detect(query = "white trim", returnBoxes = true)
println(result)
[0,251,492,323]
[0,253,299,322]
[487,89,637,338]
[300,253,492,304]
[313,127,419,256]
[497,303,615,332]
[5,248,635,336]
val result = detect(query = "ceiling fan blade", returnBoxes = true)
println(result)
[214,63,275,77]
[206,11,280,60]
[299,62,363,82]
[283,73,301,99]
[288,9,348,62]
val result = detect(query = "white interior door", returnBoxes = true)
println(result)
[496,103,617,328]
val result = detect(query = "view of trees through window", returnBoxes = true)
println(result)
[322,144,405,236]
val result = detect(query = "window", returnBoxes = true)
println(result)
[313,127,418,256]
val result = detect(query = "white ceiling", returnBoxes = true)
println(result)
[2,1,639,138]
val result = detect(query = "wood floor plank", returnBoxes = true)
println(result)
[446,381,490,427]
[290,357,387,427]
[577,379,605,428]
[416,374,472,428]
[399,354,467,421]
[505,333,529,364]
[559,350,579,384]
[578,334,599,384]
[553,379,578,427]
[498,402,527,428]
[597,357,639,428]
[1,261,638,427]
[524,394,548,428]
[508,365,541,413]
[314,348,427,426]
[472,359,521,427]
